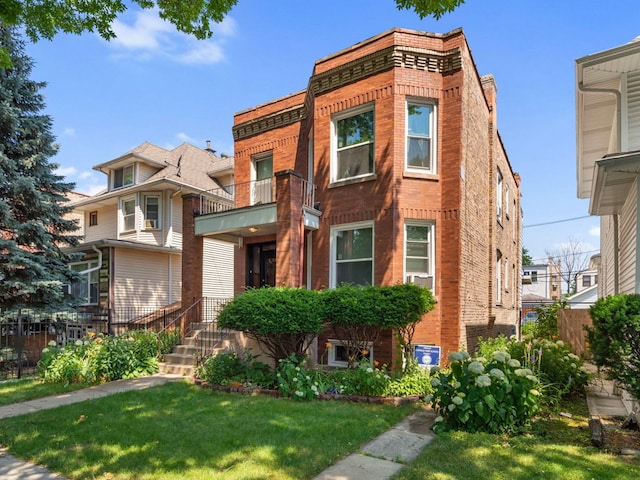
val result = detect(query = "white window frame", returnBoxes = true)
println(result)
[330,221,374,288]
[251,153,273,205]
[496,250,502,305]
[405,100,437,173]
[143,193,161,230]
[327,339,373,368]
[404,221,435,293]
[496,168,503,223]
[505,185,510,219]
[331,104,375,183]
[112,164,135,190]
[120,196,136,233]
[69,260,99,305]
[504,257,509,293]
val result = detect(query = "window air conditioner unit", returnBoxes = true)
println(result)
[145,219,157,229]
[406,274,433,289]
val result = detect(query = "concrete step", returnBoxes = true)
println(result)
[158,362,193,376]
[163,353,197,366]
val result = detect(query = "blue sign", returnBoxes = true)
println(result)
[414,345,441,368]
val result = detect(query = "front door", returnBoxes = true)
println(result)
[247,242,276,288]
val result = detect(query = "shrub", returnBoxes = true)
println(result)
[385,359,433,397]
[334,360,391,397]
[428,351,541,434]
[217,287,323,362]
[195,351,275,388]
[587,294,640,400]
[276,354,327,400]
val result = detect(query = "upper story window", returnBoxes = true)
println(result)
[583,275,592,288]
[332,105,374,182]
[121,197,136,232]
[331,222,373,287]
[496,250,503,305]
[252,154,273,205]
[113,164,134,189]
[89,211,98,227]
[404,222,435,292]
[406,101,436,173]
[144,195,160,229]
[496,168,503,223]
[505,185,510,219]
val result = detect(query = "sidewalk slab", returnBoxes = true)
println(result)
[311,453,404,480]
[0,448,67,480]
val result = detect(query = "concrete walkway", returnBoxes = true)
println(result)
[0,368,631,480]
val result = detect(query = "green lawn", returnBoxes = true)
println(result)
[0,377,87,406]
[0,381,417,479]
[393,395,640,480]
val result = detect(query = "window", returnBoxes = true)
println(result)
[252,155,273,204]
[496,169,503,222]
[404,222,435,291]
[331,223,373,287]
[496,250,502,305]
[327,340,373,368]
[89,211,98,226]
[406,102,436,172]
[121,198,136,231]
[505,185,510,219]
[531,271,538,283]
[144,195,160,229]
[504,258,509,292]
[69,261,99,305]
[113,164,134,189]
[583,275,592,288]
[333,106,374,182]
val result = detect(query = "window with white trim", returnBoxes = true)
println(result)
[332,105,374,182]
[121,197,136,232]
[69,261,99,305]
[144,195,160,229]
[113,164,134,189]
[404,222,435,291]
[496,169,503,222]
[252,154,273,204]
[505,185,510,219]
[496,250,502,305]
[406,101,436,172]
[327,339,373,368]
[504,257,509,293]
[331,222,373,287]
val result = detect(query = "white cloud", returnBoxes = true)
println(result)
[106,9,235,65]
[55,165,77,177]
[589,225,600,237]
[63,127,76,137]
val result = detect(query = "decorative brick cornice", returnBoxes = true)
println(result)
[233,104,306,141]
[232,44,462,141]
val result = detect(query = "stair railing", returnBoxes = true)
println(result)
[156,298,202,360]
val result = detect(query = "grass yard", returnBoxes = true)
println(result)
[0,380,417,480]
[393,395,640,480]
[0,377,87,406]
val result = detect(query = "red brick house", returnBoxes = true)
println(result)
[184,28,521,366]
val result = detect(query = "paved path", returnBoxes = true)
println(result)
[0,367,631,480]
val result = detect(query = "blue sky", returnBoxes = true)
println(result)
[24,0,639,264]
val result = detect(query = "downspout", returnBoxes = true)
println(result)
[79,245,103,276]
[578,82,622,294]
[168,188,183,302]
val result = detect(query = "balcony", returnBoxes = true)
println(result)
[195,173,320,241]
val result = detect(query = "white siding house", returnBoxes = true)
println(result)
[576,37,640,296]
[65,142,235,318]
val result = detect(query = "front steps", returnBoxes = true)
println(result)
[159,324,241,376]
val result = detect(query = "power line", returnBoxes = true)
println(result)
[523,215,592,229]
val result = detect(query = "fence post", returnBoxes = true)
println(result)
[16,308,23,379]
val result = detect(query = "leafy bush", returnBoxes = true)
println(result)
[528,301,565,339]
[385,360,433,397]
[334,360,391,397]
[587,294,640,400]
[38,332,163,384]
[428,351,541,434]
[276,354,326,400]
[195,351,275,388]
[217,287,324,362]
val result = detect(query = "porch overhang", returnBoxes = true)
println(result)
[590,150,640,215]
[195,203,278,240]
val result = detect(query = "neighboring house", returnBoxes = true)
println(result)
[566,285,598,309]
[65,141,234,325]
[576,36,640,296]
[522,257,562,301]
[185,28,522,365]
[575,269,598,294]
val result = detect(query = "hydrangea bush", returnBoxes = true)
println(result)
[428,351,541,434]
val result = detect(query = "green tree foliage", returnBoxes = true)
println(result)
[0,1,464,67]
[321,283,436,368]
[217,287,324,362]
[522,247,533,266]
[587,294,640,401]
[0,26,81,311]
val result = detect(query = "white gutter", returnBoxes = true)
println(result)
[77,245,103,276]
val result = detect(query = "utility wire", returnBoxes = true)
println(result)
[523,215,592,229]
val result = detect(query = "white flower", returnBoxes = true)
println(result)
[492,351,510,363]
[570,363,577,369]
[311,385,318,392]
[448,352,464,362]
[526,375,539,383]
[475,375,492,387]
[457,392,466,398]
[434,416,444,423]
[48,340,57,347]
[424,394,433,403]
[468,361,485,374]
[42,347,49,353]
[515,368,533,377]
[452,396,464,405]
[75,340,83,346]
[295,391,304,397]
[490,368,505,379]
[508,359,521,368]
[460,351,470,360]
[366,368,373,373]
[448,403,456,411]
[430,377,441,387]
[530,389,541,396]
[454,381,461,389]
[556,340,564,347]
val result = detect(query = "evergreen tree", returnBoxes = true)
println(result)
[0,25,80,311]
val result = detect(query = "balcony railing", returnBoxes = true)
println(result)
[199,177,316,216]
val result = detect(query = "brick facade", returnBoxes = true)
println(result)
[216,28,521,366]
